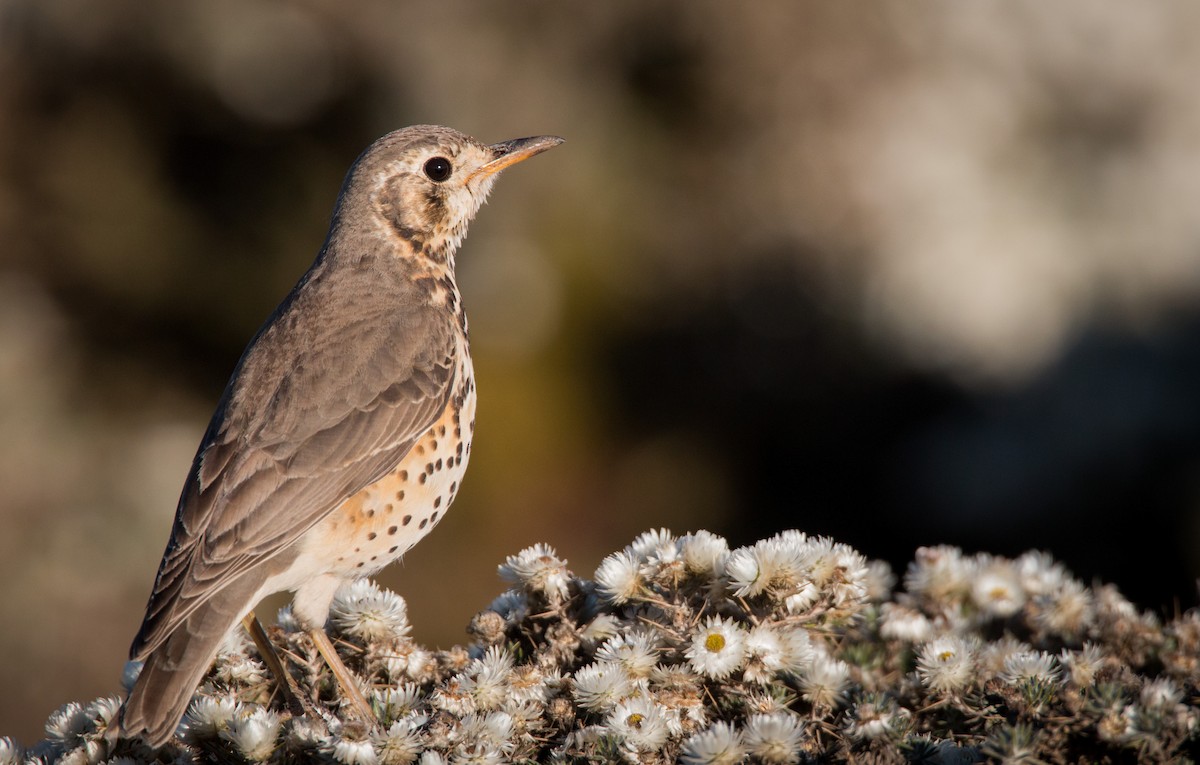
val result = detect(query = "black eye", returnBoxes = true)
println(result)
[423,156,453,182]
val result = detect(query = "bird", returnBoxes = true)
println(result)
[118,125,563,747]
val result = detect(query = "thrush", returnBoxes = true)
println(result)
[119,125,563,747]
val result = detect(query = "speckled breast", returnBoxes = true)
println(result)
[307,355,476,578]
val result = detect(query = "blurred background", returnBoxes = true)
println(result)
[2,0,1200,744]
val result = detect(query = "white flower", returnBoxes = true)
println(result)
[1059,644,1105,688]
[905,546,975,605]
[418,752,447,765]
[808,539,870,608]
[1000,650,1061,687]
[978,637,1030,681]
[594,551,643,604]
[506,664,551,705]
[1141,678,1183,709]
[214,654,267,687]
[372,684,425,723]
[460,646,514,710]
[328,734,379,765]
[0,737,23,765]
[572,661,634,712]
[879,604,933,643]
[45,702,92,749]
[221,708,282,762]
[450,712,515,762]
[970,558,1026,618]
[432,677,476,716]
[404,647,437,682]
[863,559,896,601]
[685,616,748,679]
[783,582,819,614]
[681,530,730,578]
[844,696,910,741]
[1033,579,1094,636]
[743,624,812,684]
[85,697,121,730]
[374,718,425,765]
[498,543,571,603]
[607,695,669,752]
[679,721,744,765]
[743,712,804,764]
[916,636,977,693]
[726,535,807,598]
[581,613,621,644]
[1013,550,1069,595]
[798,654,850,708]
[725,546,770,597]
[596,631,661,679]
[182,695,242,740]
[628,528,677,560]
[330,580,411,641]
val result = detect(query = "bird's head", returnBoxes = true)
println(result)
[338,125,563,265]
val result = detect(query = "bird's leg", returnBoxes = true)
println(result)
[310,628,376,723]
[240,612,306,717]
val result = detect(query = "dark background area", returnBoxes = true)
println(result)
[2,1,1198,744]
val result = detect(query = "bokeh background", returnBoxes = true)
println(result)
[3,0,1200,744]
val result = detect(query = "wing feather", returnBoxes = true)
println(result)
[131,260,457,659]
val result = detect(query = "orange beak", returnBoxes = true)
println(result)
[469,135,565,182]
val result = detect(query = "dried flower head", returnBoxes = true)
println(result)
[330,579,411,641]
[221,708,282,762]
[498,543,572,604]
[743,712,805,764]
[916,635,978,694]
[679,721,744,765]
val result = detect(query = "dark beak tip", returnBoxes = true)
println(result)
[492,135,565,157]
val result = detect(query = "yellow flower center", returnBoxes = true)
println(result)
[705,632,727,653]
[626,713,644,729]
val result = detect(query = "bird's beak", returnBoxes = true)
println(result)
[470,135,565,181]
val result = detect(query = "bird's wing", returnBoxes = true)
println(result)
[131,270,456,659]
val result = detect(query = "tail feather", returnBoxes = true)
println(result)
[120,574,264,748]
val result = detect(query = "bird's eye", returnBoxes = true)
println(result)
[423,157,453,182]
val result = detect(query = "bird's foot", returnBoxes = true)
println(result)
[310,628,378,727]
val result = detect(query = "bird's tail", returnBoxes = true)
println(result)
[120,576,264,748]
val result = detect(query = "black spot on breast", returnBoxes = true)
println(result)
[403,515,412,526]
[389,525,399,535]
[367,532,377,541]
[389,546,398,554]
[435,458,443,470]
[419,518,428,529]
